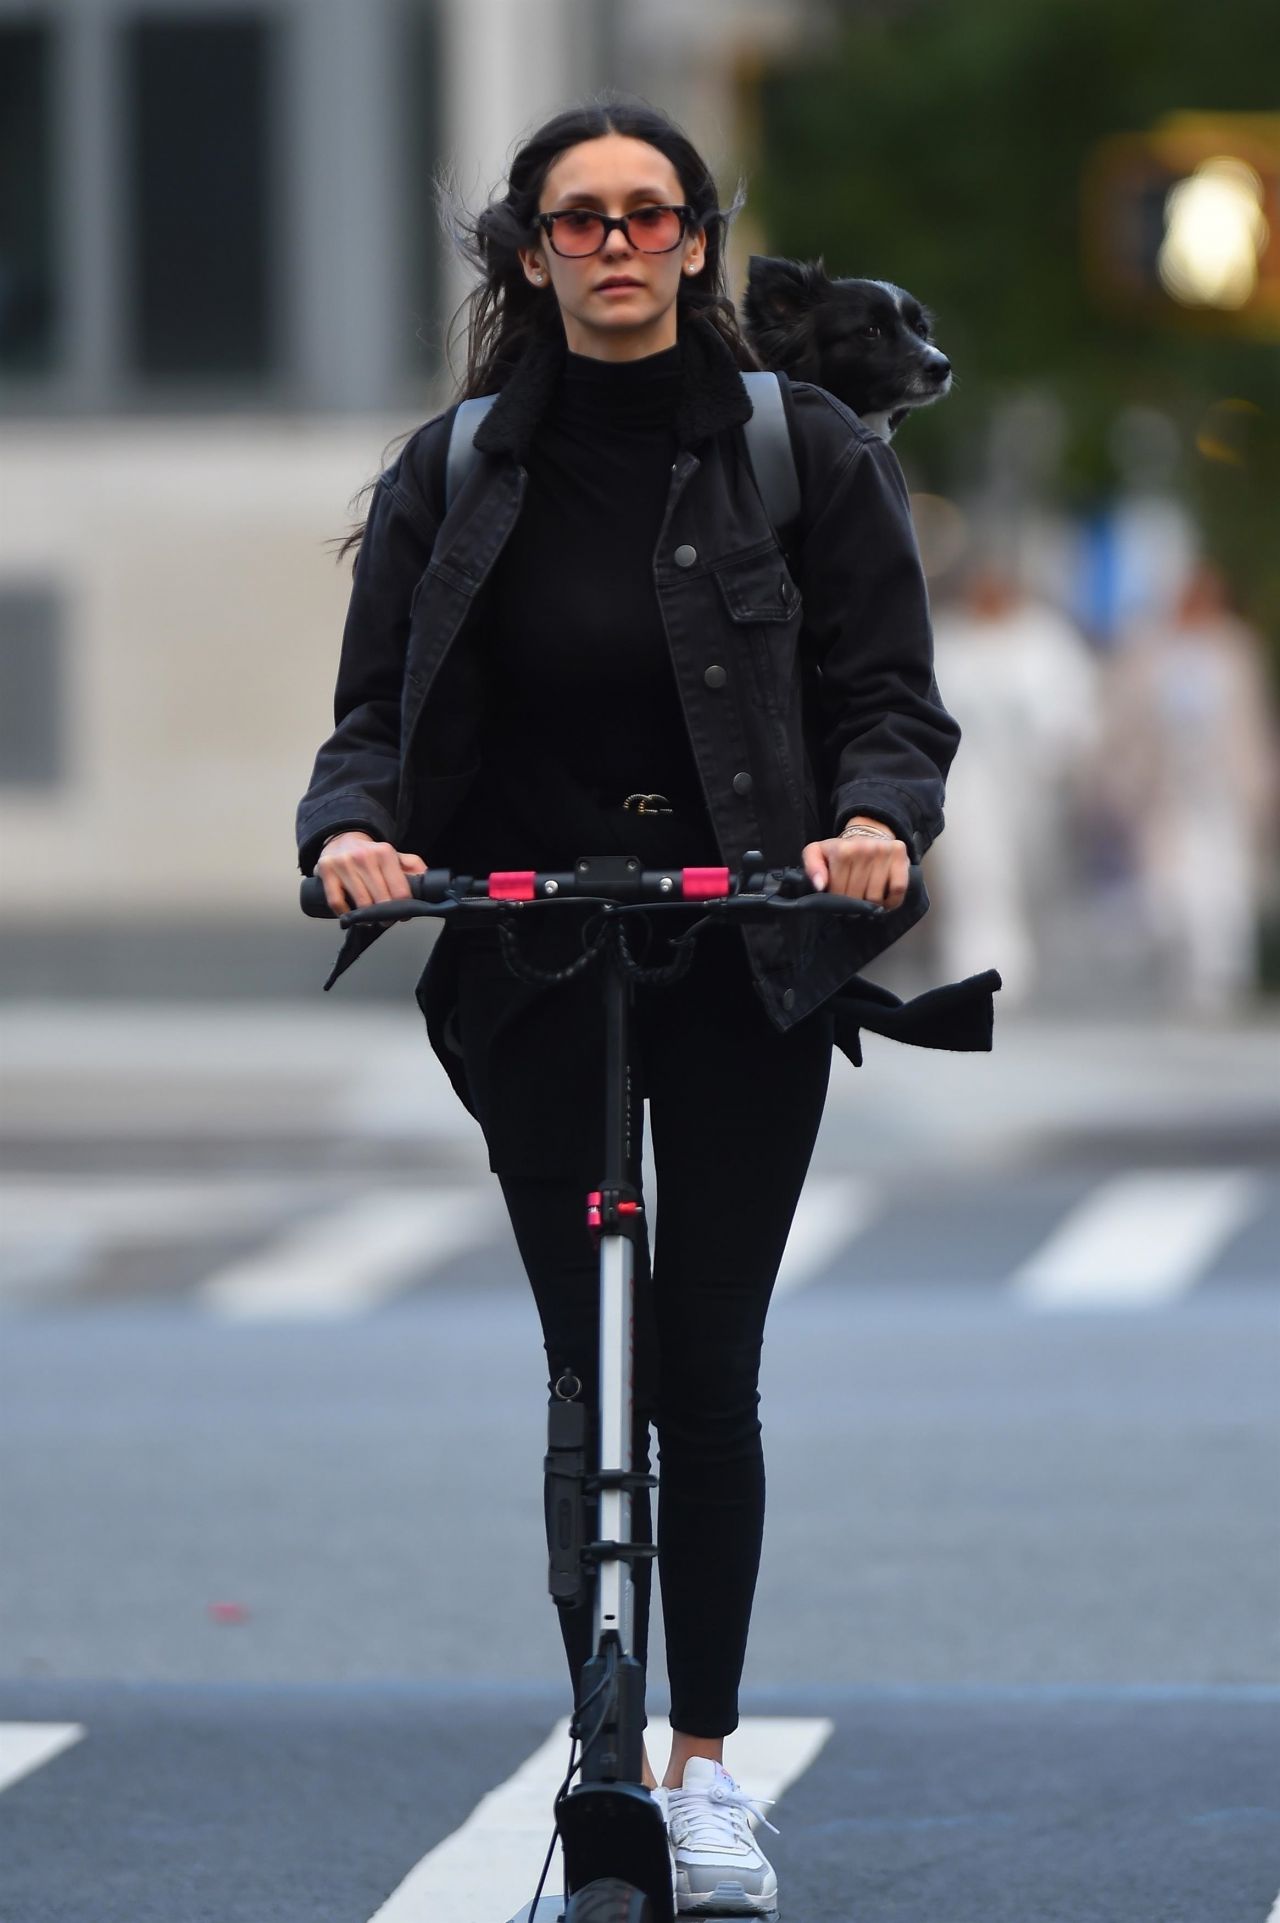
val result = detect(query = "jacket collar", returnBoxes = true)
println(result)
[470,311,755,462]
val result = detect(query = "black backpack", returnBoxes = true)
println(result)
[444,370,801,550]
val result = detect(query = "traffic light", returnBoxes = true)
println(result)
[1081,113,1279,340]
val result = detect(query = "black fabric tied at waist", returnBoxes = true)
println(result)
[414,911,1003,1131]
[826,966,1002,1067]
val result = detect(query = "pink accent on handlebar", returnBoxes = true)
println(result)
[489,871,537,900]
[681,866,731,900]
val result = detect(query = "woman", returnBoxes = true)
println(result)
[297,97,997,1916]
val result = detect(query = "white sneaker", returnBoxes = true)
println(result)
[661,1757,780,1916]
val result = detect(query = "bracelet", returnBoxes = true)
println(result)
[839,823,895,842]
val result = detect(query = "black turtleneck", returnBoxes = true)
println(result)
[450,341,721,874]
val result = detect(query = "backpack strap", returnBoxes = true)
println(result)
[740,370,801,539]
[444,394,498,511]
[443,372,802,542]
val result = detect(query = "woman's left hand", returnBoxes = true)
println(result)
[802,815,910,909]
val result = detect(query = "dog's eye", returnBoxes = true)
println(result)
[914,320,931,339]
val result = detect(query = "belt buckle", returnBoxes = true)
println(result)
[623,792,674,815]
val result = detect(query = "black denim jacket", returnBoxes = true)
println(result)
[296,315,1000,1062]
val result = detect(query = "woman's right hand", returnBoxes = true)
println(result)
[315,832,428,917]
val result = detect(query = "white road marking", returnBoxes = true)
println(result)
[0,1723,85,1794]
[0,1003,470,1143]
[198,1188,493,1320]
[366,1714,833,1922]
[774,1176,878,1297]
[0,1176,305,1244]
[0,1175,326,1301]
[1011,1170,1265,1310]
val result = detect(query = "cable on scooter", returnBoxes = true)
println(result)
[613,909,708,985]
[494,904,617,987]
[526,1655,620,1918]
[482,894,719,995]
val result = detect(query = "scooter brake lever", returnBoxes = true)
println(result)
[785,891,884,916]
[338,899,458,927]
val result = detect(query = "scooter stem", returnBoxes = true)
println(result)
[555,897,673,1918]
[575,913,653,1789]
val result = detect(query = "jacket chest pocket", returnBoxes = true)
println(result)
[712,548,801,625]
[712,548,802,716]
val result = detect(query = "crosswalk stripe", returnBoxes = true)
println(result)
[3,1166,1271,1315]
[366,1714,833,1923]
[774,1175,878,1297]
[0,1176,306,1241]
[197,1188,491,1320]
[0,1722,85,1794]
[0,1176,309,1300]
[1010,1170,1266,1310]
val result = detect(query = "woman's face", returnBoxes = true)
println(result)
[518,132,707,359]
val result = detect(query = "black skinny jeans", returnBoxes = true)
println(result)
[453,903,834,1738]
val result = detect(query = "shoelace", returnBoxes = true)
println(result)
[668,1770,781,1848]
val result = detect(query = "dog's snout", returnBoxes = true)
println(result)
[928,354,951,380]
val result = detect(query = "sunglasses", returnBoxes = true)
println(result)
[534,204,695,259]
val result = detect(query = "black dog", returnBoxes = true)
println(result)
[742,255,952,442]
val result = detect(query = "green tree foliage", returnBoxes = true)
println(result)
[754,0,1279,672]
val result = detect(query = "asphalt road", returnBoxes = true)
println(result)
[1,1004,1278,1921]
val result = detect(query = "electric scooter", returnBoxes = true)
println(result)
[301,849,887,1922]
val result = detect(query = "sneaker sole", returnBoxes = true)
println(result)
[675,1885,779,1918]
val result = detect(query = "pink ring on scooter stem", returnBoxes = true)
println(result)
[680,866,731,899]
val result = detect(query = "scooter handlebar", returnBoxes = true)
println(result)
[299,854,918,927]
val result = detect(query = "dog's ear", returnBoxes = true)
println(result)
[743,255,832,330]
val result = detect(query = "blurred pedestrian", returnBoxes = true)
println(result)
[1093,562,1280,1013]
[929,558,1101,1006]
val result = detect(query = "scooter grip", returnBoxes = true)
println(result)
[298,870,453,918]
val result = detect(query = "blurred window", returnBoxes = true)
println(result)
[0,24,57,375]
[124,16,278,380]
[0,585,64,788]
[400,1,444,381]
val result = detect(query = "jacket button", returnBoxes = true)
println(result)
[674,543,697,568]
[782,988,796,1011]
[732,771,753,796]
[704,664,727,688]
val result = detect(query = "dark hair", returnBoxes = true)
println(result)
[331,93,757,567]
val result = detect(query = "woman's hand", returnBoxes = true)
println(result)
[316,832,427,917]
[802,815,910,910]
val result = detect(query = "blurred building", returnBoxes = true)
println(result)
[0,0,821,994]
